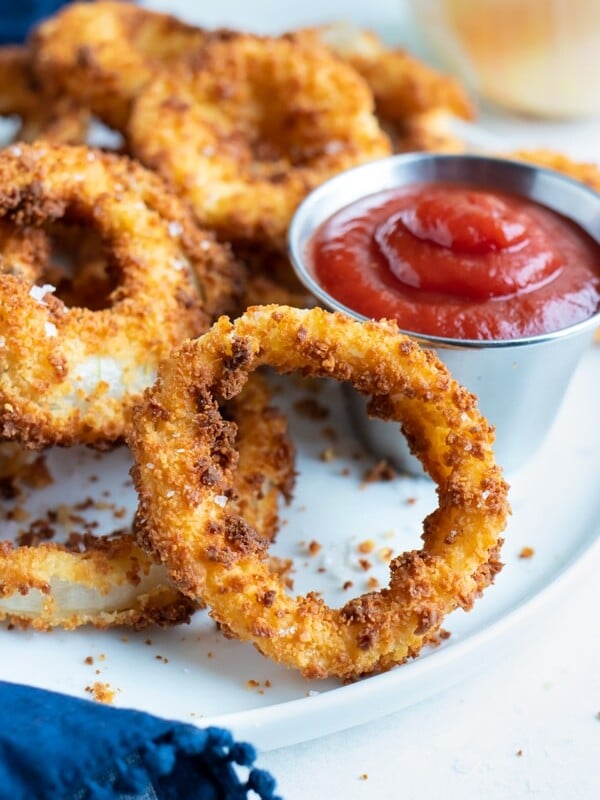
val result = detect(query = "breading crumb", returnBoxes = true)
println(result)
[85,682,115,704]
[362,460,396,486]
[308,540,321,556]
[320,447,335,462]
[358,539,375,554]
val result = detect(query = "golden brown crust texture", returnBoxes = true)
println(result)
[130,305,509,680]
[0,142,239,448]
[128,31,391,250]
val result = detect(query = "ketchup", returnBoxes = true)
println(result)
[308,183,600,339]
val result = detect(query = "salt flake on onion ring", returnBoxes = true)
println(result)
[0,143,237,448]
[131,305,509,680]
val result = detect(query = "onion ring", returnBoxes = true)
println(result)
[0,142,237,448]
[303,23,475,125]
[0,45,89,145]
[0,373,295,630]
[128,31,391,250]
[30,1,207,132]
[509,149,600,192]
[130,305,509,680]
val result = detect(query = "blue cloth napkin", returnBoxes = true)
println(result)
[0,0,70,43]
[0,681,280,800]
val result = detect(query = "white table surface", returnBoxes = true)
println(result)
[141,2,600,797]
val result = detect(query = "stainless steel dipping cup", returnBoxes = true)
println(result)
[288,154,600,476]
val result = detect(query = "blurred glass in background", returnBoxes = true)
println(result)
[409,0,600,118]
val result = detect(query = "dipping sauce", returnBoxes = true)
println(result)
[308,183,600,339]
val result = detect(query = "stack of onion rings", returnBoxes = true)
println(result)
[0,374,295,630]
[30,1,207,133]
[130,305,509,680]
[128,31,391,251]
[0,142,239,448]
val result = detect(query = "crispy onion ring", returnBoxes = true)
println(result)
[509,149,600,192]
[130,305,509,680]
[0,143,237,448]
[304,23,475,127]
[0,219,50,283]
[0,45,89,145]
[0,374,294,630]
[30,1,207,132]
[128,31,391,250]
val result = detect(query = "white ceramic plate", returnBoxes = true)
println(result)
[1,0,599,752]
[1,343,598,751]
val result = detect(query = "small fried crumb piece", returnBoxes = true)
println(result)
[9,506,29,523]
[367,576,379,590]
[247,679,260,690]
[406,496,417,506]
[519,546,535,559]
[342,580,354,591]
[308,540,321,556]
[320,447,335,462]
[362,459,397,486]
[359,773,368,781]
[378,546,394,563]
[358,539,375,554]
[358,558,372,571]
[84,656,94,666]
[85,682,115,704]
[516,749,523,757]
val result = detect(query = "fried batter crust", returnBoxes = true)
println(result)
[131,305,509,680]
[29,1,207,132]
[510,148,600,192]
[0,45,89,145]
[0,143,238,448]
[0,374,294,630]
[305,24,475,124]
[128,31,391,250]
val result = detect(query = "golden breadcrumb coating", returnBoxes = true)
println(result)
[0,374,295,630]
[0,143,238,448]
[0,45,89,144]
[131,305,509,680]
[29,1,207,132]
[128,31,391,250]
